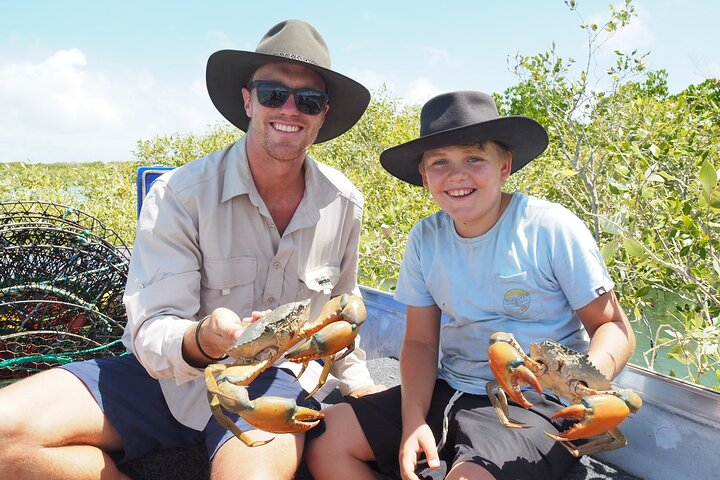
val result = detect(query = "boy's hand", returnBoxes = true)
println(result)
[399,423,440,480]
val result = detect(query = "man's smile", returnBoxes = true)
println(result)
[272,122,302,133]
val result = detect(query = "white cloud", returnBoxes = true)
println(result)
[0,49,222,163]
[423,47,449,66]
[404,78,442,106]
[350,68,396,94]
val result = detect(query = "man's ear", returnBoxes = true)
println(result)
[242,87,252,118]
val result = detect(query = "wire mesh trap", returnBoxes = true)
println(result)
[0,201,130,380]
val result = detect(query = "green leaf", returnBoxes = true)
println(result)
[623,238,645,257]
[600,238,620,261]
[699,158,718,199]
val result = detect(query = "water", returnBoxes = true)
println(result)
[629,291,717,389]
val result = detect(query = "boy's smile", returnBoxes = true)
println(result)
[420,143,512,238]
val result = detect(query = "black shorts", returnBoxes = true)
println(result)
[346,380,578,480]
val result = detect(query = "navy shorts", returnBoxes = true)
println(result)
[61,354,319,464]
[346,380,578,480]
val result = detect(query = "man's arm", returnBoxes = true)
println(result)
[123,180,206,383]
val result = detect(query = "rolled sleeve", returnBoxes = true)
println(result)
[122,180,203,381]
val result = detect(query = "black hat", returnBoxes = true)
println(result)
[206,19,370,143]
[380,91,549,186]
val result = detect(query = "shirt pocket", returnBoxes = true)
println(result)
[201,256,257,313]
[493,271,545,321]
[298,264,340,297]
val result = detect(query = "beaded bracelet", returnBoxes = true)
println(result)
[195,315,229,362]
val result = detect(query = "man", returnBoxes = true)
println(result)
[0,19,382,480]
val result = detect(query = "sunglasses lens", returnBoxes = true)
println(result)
[255,82,290,109]
[251,81,327,115]
[295,90,327,115]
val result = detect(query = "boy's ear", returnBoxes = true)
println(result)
[500,153,513,180]
[418,161,429,188]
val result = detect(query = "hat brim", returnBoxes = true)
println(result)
[379,117,549,186]
[206,50,370,143]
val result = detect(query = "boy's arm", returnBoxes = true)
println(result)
[399,304,442,479]
[577,290,635,380]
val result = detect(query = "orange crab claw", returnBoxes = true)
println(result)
[549,394,633,440]
[488,340,542,408]
[286,321,359,363]
[300,293,366,336]
[237,396,325,434]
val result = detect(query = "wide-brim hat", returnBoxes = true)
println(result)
[380,91,549,186]
[206,19,370,144]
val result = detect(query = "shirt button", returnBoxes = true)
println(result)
[273,261,281,270]
[269,223,276,230]
[267,297,276,304]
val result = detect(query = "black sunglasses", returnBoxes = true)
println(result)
[248,80,329,115]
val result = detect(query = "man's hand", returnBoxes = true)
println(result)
[399,423,440,480]
[183,307,269,367]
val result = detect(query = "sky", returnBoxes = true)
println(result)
[1,0,718,164]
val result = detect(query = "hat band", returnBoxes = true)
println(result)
[270,51,320,66]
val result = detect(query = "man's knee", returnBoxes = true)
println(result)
[211,431,302,480]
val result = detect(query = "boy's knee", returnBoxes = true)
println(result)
[306,403,363,460]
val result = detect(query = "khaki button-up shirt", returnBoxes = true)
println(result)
[122,136,373,429]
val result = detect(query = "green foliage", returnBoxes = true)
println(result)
[0,161,140,245]
[500,0,720,388]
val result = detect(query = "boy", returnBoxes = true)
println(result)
[306,91,635,480]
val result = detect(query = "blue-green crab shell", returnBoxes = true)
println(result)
[226,299,311,362]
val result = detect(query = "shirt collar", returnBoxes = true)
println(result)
[221,136,255,203]
[220,136,340,227]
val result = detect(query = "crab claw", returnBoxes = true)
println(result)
[488,340,542,408]
[286,320,360,363]
[548,393,635,440]
[238,396,324,434]
[300,294,366,336]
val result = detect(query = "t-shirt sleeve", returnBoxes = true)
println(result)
[543,204,615,310]
[394,222,437,307]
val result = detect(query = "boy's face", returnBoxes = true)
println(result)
[419,142,512,237]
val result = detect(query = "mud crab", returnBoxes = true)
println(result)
[204,294,365,447]
[486,331,642,457]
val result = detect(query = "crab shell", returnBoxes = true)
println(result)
[529,340,610,403]
[226,299,311,362]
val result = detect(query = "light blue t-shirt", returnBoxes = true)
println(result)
[394,193,614,394]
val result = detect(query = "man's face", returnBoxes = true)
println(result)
[242,62,329,162]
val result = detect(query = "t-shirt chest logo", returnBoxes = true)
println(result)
[503,289,530,315]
